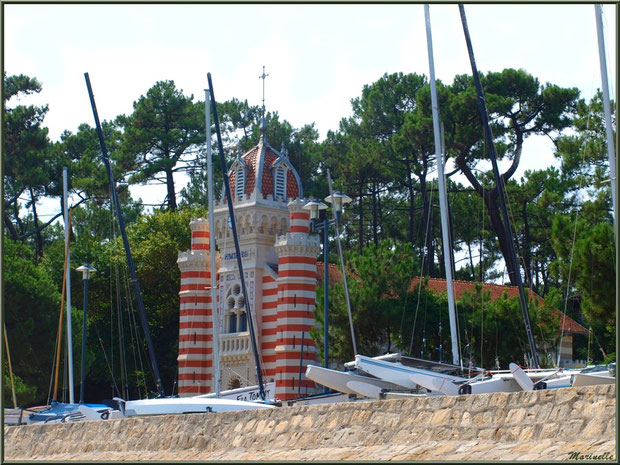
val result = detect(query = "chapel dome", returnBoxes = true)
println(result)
[228,137,303,203]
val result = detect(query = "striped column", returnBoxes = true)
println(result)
[177,218,214,396]
[274,200,321,400]
[261,271,279,378]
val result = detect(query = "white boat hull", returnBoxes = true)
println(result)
[355,355,464,391]
[305,364,401,397]
[119,397,274,416]
[572,371,615,387]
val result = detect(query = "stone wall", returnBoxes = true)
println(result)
[4,384,615,461]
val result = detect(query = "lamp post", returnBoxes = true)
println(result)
[303,192,351,373]
[76,264,96,403]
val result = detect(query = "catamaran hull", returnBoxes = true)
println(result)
[305,364,401,396]
[120,397,275,416]
[355,355,464,392]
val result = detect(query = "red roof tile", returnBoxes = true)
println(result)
[261,149,278,197]
[315,262,343,287]
[409,277,588,335]
[244,148,258,196]
[287,169,299,200]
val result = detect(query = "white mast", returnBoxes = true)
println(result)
[63,166,75,403]
[594,4,617,244]
[424,4,460,366]
[205,88,220,397]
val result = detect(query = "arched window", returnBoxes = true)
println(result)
[274,167,286,201]
[238,311,247,332]
[228,312,237,333]
[235,166,245,198]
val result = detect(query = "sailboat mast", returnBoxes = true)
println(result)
[84,73,165,397]
[424,4,460,367]
[63,167,75,403]
[594,4,617,244]
[326,169,357,357]
[458,5,540,368]
[205,88,221,397]
[207,73,266,402]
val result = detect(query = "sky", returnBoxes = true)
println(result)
[4,2,617,217]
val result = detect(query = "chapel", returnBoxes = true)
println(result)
[176,120,320,401]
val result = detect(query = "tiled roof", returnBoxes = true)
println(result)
[286,169,299,200]
[314,271,588,335]
[228,141,302,202]
[315,262,343,287]
[244,148,258,195]
[410,277,588,335]
[261,149,278,197]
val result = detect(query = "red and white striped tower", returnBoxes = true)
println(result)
[274,199,321,400]
[176,218,215,396]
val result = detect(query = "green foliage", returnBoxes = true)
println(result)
[3,73,53,257]
[120,80,205,210]
[3,237,61,403]
[313,239,419,363]
[3,362,38,407]
[4,70,615,397]
[457,287,557,369]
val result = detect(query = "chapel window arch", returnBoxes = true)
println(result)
[274,166,286,201]
[235,166,245,199]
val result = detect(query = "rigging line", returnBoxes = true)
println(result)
[46,316,61,405]
[556,93,595,368]
[225,366,252,386]
[120,261,144,398]
[93,323,121,397]
[3,330,17,409]
[110,195,130,397]
[408,179,435,354]
[480,130,490,368]
[108,190,117,393]
[125,271,149,398]
[52,207,72,402]
[500,163,531,292]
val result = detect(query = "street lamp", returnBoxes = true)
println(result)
[303,193,350,374]
[324,192,352,224]
[76,264,96,403]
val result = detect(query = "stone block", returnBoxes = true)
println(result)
[518,425,537,441]
[477,427,498,440]
[555,387,579,404]
[489,392,509,409]
[430,408,452,426]
[494,425,521,441]
[581,419,606,439]
[539,421,560,438]
[558,419,584,437]
[471,410,493,427]
[413,410,433,425]
[505,407,526,424]
[439,396,457,408]
[535,402,553,421]
[455,426,477,441]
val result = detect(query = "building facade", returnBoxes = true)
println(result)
[177,132,320,400]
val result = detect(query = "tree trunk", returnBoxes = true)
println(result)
[358,182,365,254]
[29,187,44,261]
[13,201,25,237]
[371,181,378,246]
[521,201,533,289]
[4,214,19,240]
[483,189,519,286]
[405,159,416,245]
[166,168,177,210]
[420,177,434,276]
[467,241,476,280]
